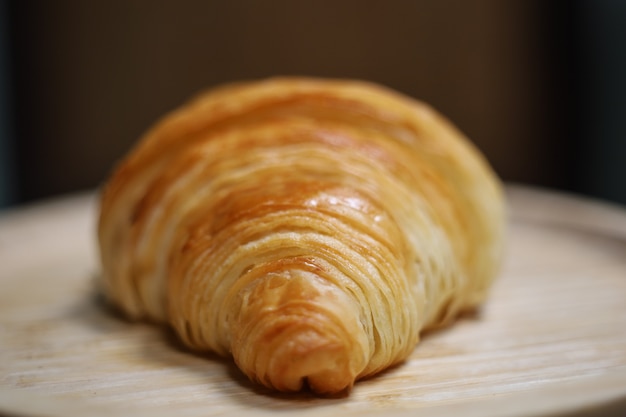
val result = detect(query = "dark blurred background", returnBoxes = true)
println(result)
[0,0,625,209]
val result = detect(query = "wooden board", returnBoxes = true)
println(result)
[1,185,625,417]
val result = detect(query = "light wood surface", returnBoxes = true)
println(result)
[1,185,625,417]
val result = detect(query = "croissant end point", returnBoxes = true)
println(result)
[230,269,368,394]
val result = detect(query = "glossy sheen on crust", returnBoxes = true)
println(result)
[97,77,505,394]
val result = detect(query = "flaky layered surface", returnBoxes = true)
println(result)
[97,77,505,394]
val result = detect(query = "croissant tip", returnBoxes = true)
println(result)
[229,270,368,394]
[254,327,359,394]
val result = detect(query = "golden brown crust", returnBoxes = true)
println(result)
[97,77,505,394]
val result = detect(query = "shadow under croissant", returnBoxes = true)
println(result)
[83,272,481,402]
[83,272,483,404]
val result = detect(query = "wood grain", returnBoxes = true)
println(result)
[1,185,625,416]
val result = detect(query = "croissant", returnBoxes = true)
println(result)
[97,77,505,394]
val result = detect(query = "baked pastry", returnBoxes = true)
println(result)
[97,77,505,394]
